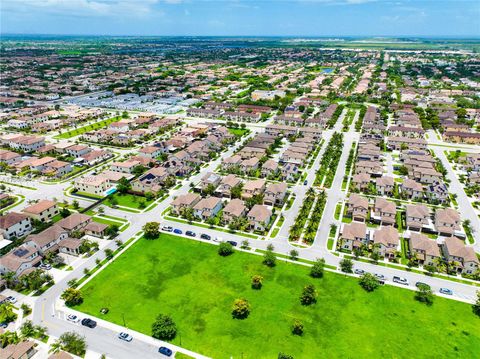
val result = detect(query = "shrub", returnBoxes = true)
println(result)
[300,284,317,305]
[251,275,263,290]
[415,284,434,306]
[339,258,353,273]
[291,319,304,335]
[310,258,325,278]
[218,242,234,256]
[359,273,380,292]
[232,298,251,319]
[151,314,177,340]
[61,288,83,307]
[263,250,276,267]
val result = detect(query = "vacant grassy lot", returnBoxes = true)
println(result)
[76,235,480,359]
[54,116,120,139]
[107,193,154,210]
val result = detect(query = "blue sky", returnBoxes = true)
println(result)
[1,0,479,37]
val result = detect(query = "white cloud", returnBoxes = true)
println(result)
[2,0,161,18]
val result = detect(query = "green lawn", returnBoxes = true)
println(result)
[54,116,120,139]
[76,235,480,359]
[107,193,154,210]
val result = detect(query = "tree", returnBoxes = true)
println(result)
[289,250,299,261]
[472,291,480,317]
[278,353,294,359]
[60,207,71,218]
[340,258,353,273]
[263,249,276,267]
[291,319,304,336]
[104,248,114,259]
[97,206,105,215]
[359,273,380,292]
[0,302,17,323]
[203,184,216,196]
[232,298,251,319]
[61,288,83,307]
[143,222,160,239]
[218,242,234,256]
[105,224,119,238]
[67,278,77,288]
[230,184,243,199]
[180,207,195,224]
[300,284,317,305]
[72,200,79,210]
[0,331,20,348]
[151,314,177,340]
[50,332,86,357]
[251,275,263,290]
[310,258,325,278]
[240,240,250,249]
[116,177,131,194]
[109,196,118,207]
[415,284,434,306]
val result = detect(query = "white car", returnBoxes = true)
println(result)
[393,276,409,285]
[162,226,173,232]
[66,314,80,323]
[6,296,17,304]
[118,332,133,342]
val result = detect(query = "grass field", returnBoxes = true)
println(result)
[76,235,480,359]
[54,116,120,139]
[107,193,154,210]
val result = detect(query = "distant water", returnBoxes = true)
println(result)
[321,68,333,74]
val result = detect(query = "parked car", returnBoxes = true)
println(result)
[374,273,386,281]
[6,296,17,304]
[415,282,430,289]
[227,240,237,247]
[439,288,453,295]
[303,180,308,185]
[158,346,173,357]
[81,318,97,328]
[354,269,365,275]
[162,226,173,232]
[173,229,182,234]
[0,322,8,329]
[186,230,196,237]
[118,332,133,342]
[200,234,211,240]
[39,263,52,270]
[393,276,408,285]
[66,314,80,323]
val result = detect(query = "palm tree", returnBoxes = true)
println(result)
[2,271,16,289]
[0,330,20,348]
[48,340,62,354]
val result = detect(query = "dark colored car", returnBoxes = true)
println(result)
[81,318,97,328]
[158,346,173,357]
[439,288,453,295]
[354,269,365,275]
[303,180,308,185]
[186,230,196,237]
[227,240,238,247]
[173,229,182,235]
[200,234,211,240]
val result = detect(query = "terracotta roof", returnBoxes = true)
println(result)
[22,200,57,215]
[0,212,29,229]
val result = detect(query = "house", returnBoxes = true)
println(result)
[355,160,383,176]
[442,237,479,274]
[131,167,170,195]
[24,225,68,255]
[66,144,91,158]
[0,244,42,277]
[241,157,260,173]
[58,238,83,256]
[339,222,368,251]
[170,193,201,215]
[376,176,394,196]
[138,146,163,159]
[346,194,369,222]
[200,172,222,191]
[193,196,223,220]
[413,167,442,184]
[435,208,461,237]
[22,200,59,222]
[84,222,109,238]
[223,199,247,222]
[56,213,92,234]
[242,179,266,199]
[261,159,279,178]
[0,212,32,240]
[281,163,300,182]
[217,174,242,198]
[409,232,441,266]
[110,160,141,174]
[45,160,72,177]
[1,340,37,359]
[372,198,396,226]
[352,173,371,191]
[264,183,288,206]
[373,226,399,258]
[247,204,272,231]
[401,178,424,200]
[75,175,109,195]
[405,204,431,231]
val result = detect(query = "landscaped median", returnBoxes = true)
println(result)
[72,234,480,358]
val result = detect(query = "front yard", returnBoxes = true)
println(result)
[75,234,480,359]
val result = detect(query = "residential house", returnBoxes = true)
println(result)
[442,237,479,274]
[24,225,68,255]
[376,175,394,196]
[0,245,41,276]
[264,183,288,206]
[0,212,32,240]
[261,159,279,178]
[401,178,424,200]
[217,175,242,198]
[22,200,59,223]
[373,226,399,258]
[409,232,441,266]
[223,199,247,222]
[405,204,431,231]
[242,179,266,199]
[247,204,272,231]
[372,198,396,226]
[435,208,461,237]
[346,194,369,222]
[339,222,368,251]
[170,193,201,215]
[352,173,371,191]
[56,213,92,234]
[193,196,223,220]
